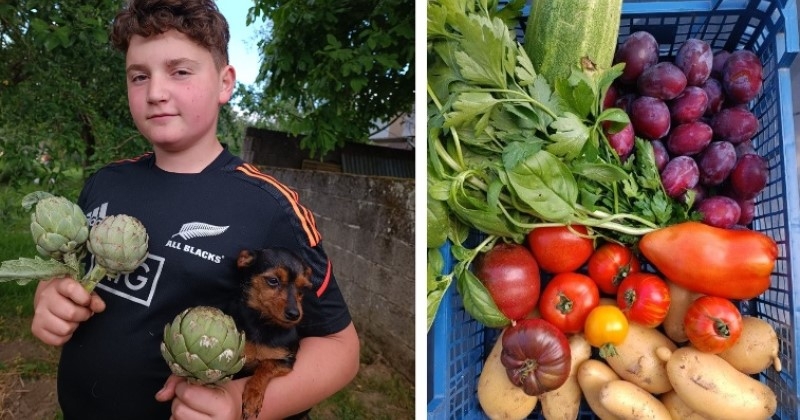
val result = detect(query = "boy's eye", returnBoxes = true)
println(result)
[173,69,191,77]
[130,74,147,83]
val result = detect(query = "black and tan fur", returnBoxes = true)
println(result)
[235,247,313,420]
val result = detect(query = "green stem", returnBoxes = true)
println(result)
[62,252,81,275]
[81,265,108,293]
[461,235,498,268]
[427,83,466,168]
[579,206,660,230]
[475,88,559,120]
[432,136,464,173]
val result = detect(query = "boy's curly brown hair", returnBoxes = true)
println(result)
[110,0,230,69]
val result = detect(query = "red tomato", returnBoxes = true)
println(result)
[474,243,541,321]
[684,296,742,353]
[587,242,641,295]
[539,272,600,334]
[616,272,671,328]
[527,225,594,274]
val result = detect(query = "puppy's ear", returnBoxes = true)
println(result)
[237,249,255,269]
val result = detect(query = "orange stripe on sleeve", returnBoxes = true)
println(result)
[317,260,332,297]
[236,164,320,247]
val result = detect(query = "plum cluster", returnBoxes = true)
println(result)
[605,31,768,229]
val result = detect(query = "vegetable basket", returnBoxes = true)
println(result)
[426,0,800,418]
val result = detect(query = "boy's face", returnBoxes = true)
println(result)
[125,30,234,152]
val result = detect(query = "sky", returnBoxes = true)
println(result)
[217,1,262,86]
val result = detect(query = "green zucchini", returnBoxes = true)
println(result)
[524,0,623,84]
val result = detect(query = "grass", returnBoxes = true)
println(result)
[313,347,414,420]
[0,183,44,341]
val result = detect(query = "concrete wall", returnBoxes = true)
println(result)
[261,167,415,382]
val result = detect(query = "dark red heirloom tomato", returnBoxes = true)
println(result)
[474,243,541,321]
[539,272,600,334]
[684,295,743,354]
[587,242,641,295]
[500,318,572,396]
[527,225,594,274]
[617,272,671,328]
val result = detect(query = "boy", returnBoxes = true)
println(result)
[30,0,360,418]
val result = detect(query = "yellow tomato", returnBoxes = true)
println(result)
[584,305,629,358]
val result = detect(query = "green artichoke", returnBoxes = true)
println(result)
[29,194,89,266]
[160,306,246,385]
[0,192,151,289]
[82,214,149,291]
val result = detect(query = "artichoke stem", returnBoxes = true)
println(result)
[82,266,108,293]
[63,253,81,275]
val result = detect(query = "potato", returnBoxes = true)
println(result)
[477,330,538,419]
[665,346,777,420]
[604,322,676,394]
[540,334,592,420]
[662,280,703,343]
[659,391,709,420]
[718,316,782,374]
[599,380,671,420]
[576,359,621,420]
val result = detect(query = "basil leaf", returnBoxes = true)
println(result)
[455,262,509,328]
[427,195,450,248]
[571,161,630,184]
[427,248,451,331]
[448,173,525,241]
[506,150,578,221]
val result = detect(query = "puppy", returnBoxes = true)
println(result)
[235,247,313,420]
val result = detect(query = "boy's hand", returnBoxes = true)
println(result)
[156,374,243,420]
[31,276,106,346]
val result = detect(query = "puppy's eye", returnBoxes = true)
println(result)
[266,277,280,287]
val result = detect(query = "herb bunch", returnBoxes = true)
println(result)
[426,0,694,330]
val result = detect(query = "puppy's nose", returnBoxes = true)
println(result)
[284,308,300,321]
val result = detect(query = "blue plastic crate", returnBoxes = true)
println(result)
[427,0,800,418]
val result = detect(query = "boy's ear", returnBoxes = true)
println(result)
[218,64,236,104]
[237,249,255,269]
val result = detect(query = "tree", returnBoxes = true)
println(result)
[241,0,414,157]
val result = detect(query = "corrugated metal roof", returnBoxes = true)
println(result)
[341,152,414,178]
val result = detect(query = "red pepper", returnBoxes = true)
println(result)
[639,222,777,300]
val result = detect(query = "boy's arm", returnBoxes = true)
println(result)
[253,321,360,418]
[158,322,360,420]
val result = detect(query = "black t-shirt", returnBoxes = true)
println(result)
[57,148,352,419]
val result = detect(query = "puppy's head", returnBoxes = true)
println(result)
[236,247,313,328]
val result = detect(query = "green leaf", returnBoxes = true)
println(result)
[444,91,499,128]
[22,191,55,211]
[452,14,511,88]
[515,45,536,86]
[555,72,595,119]
[546,113,590,160]
[632,138,663,190]
[571,161,630,183]
[455,262,509,328]
[0,257,78,285]
[501,140,543,171]
[427,248,451,331]
[448,172,524,242]
[428,179,450,201]
[427,196,450,248]
[596,107,631,134]
[506,150,578,222]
